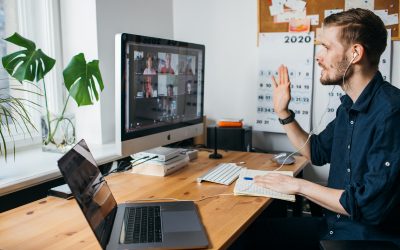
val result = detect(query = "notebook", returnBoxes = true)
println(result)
[57,139,208,250]
[233,168,296,202]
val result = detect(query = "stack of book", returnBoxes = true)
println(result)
[131,148,189,176]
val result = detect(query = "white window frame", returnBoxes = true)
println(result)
[3,0,65,151]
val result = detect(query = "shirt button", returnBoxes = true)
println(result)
[337,214,341,218]
[350,120,354,125]
[347,168,351,173]
[347,145,351,149]
[329,230,334,235]
[385,162,390,167]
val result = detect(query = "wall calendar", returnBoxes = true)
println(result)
[255,32,315,133]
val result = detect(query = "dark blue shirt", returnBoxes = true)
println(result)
[310,71,400,245]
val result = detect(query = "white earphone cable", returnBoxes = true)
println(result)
[273,53,355,171]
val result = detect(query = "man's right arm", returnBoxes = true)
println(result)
[272,65,311,159]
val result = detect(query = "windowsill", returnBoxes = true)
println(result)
[0,143,121,196]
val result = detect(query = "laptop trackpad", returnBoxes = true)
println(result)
[162,211,202,232]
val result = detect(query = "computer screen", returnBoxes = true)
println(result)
[57,139,116,248]
[115,33,205,157]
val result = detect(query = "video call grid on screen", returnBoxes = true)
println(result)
[124,42,203,134]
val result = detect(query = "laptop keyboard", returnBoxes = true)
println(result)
[123,206,162,244]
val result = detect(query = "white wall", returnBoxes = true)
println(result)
[60,0,102,144]
[173,0,259,125]
[95,0,174,143]
[60,0,174,144]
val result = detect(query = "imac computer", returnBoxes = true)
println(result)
[115,33,205,157]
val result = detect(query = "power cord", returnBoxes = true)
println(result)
[103,156,154,176]
[273,85,337,172]
[125,155,159,171]
[275,53,354,170]
[124,193,234,204]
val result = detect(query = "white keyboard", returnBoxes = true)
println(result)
[197,163,242,185]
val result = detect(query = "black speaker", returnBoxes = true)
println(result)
[207,126,252,152]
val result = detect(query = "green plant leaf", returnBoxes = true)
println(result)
[1,32,56,83]
[63,53,104,106]
[0,93,37,161]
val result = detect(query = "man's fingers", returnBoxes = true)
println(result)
[254,173,285,183]
[254,174,274,183]
[283,66,289,84]
[279,65,284,85]
[271,75,278,88]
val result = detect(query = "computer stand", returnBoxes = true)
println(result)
[209,126,222,159]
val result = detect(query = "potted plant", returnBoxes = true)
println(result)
[1,32,104,155]
[0,85,37,160]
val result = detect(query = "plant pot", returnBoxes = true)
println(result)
[41,113,76,153]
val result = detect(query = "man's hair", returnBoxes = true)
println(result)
[323,8,387,67]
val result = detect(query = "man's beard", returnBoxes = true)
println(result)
[320,57,353,86]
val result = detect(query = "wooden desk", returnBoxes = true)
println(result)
[0,151,309,250]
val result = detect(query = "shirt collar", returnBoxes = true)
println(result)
[340,71,384,112]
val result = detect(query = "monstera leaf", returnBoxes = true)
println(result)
[63,53,104,106]
[2,32,55,83]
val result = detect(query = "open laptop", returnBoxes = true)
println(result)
[57,139,209,250]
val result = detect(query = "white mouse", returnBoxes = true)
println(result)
[272,153,296,165]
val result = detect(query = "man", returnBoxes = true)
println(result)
[253,8,400,248]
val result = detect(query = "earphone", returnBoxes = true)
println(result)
[274,51,358,170]
[352,51,358,59]
[342,50,358,86]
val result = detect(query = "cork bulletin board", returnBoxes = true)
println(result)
[258,0,400,39]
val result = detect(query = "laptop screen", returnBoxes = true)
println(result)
[57,139,117,248]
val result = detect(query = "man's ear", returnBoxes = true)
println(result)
[351,44,364,63]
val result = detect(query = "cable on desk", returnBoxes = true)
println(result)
[273,86,337,172]
[124,193,234,203]
[272,134,311,172]
[131,156,150,164]
[104,156,155,176]
[125,155,159,171]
